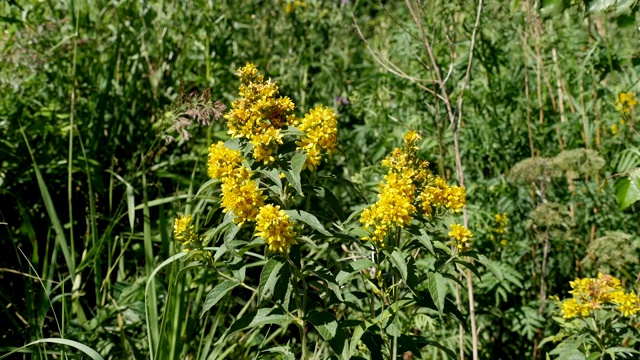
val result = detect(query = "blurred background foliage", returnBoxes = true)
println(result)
[1,0,640,358]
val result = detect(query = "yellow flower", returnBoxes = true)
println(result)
[255,204,297,253]
[612,291,640,317]
[174,215,197,248]
[207,142,244,180]
[616,92,637,115]
[225,64,295,164]
[448,223,473,251]
[403,130,422,144]
[561,298,592,318]
[296,105,338,170]
[220,173,266,224]
[418,176,448,214]
[444,185,466,212]
[360,169,416,245]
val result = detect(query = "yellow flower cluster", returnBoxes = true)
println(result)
[207,142,244,179]
[293,105,338,170]
[225,63,297,163]
[207,141,266,223]
[489,212,509,246]
[207,141,296,252]
[174,215,198,250]
[360,131,468,246]
[616,92,637,115]
[448,223,473,251]
[255,204,297,253]
[285,0,307,14]
[360,169,416,243]
[560,273,640,318]
[418,177,466,215]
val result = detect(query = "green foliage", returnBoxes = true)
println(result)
[2,0,640,359]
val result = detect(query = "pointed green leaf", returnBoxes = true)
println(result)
[616,169,640,210]
[307,310,349,358]
[285,210,331,236]
[0,338,104,360]
[218,308,293,343]
[288,152,307,196]
[258,257,289,303]
[126,184,135,231]
[428,272,447,313]
[476,254,503,281]
[200,280,239,317]
[387,250,408,283]
[336,259,375,285]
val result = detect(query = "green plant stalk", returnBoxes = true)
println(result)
[287,254,308,359]
[391,228,401,359]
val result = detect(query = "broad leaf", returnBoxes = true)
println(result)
[288,152,307,196]
[258,256,290,304]
[336,259,375,285]
[387,250,408,284]
[307,310,349,358]
[285,209,331,236]
[428,272,447,314]
[200,280,239,317]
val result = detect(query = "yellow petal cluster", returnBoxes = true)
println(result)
[207,142,244,180]
[616,92,637,115]
[360,130,468,246]
[224,63,296,163]
[174,215,198,250]
[419,177,466,215]
[294,105,338,170]
[559,273,640,318]
[207,141,266,223]
[448,223,473,251]
[360,169,416,244]
[255,204,297,253]
[220,173,266,224]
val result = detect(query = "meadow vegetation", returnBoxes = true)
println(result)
[2,0,640,359]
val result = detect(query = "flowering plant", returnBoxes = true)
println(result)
[544,273,640,359]
[169,64,484,359]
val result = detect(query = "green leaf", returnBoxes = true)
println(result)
[476,254,503,281]
[309,265,344,301]
[0,338,104,360]
[315,186,346,221]
[605,347,639,356]
[336,259,375,285]
[428,272,447,314]
[200,280,239,317]
[288,152,307,196]
[218,308,293,343]
[285,209,331,236]
[195,178,220,198]
[616,169,640,210]
[416,228,435,254]
[258,257,290,303]
[126,184,135,231]
[256,169,284,198]
[387,249,408,283]
[307,310,349,358]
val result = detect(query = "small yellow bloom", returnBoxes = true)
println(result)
[225,64,294,164]
[448,223,472,251]
[207,142,244,180]
[174,215,197,248]
[616,92,637,115]
[296,105,338,170]
[220,173,266,224]
[255,204,297,253]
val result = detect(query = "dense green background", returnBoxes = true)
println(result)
[1,0,640,358]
